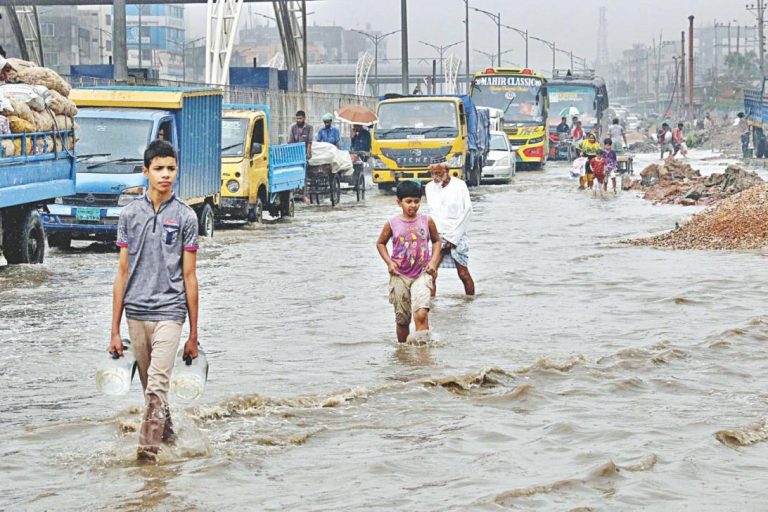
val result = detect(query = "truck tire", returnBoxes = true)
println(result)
[248,197,264,223]
[3,208,45,264]
[48,233,72,250]
[198,203,215,237]
[472,160,482,187]
[377,183,393,192]
[279,191,294,217]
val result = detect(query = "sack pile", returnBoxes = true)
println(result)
[0,62,77,156]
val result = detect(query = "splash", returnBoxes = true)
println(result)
[715,418,768,446]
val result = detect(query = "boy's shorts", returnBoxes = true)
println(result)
[389,273,433,325]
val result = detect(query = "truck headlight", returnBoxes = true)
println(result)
[226,179,240,193]
[447,153,463,168]
[371,155,389,170]
[117,186,145,206]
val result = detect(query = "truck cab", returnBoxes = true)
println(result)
[370,95,489,189]
[43,87,222,247]
[219,106,269,222]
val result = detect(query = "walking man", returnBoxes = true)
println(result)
[316,113,341,147]
[425,162,475,296]
[108,140,200,462]
[288,110,313,159]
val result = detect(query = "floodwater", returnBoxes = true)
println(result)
[3,150,768,511]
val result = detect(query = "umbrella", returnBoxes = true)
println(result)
[559,106,581,118]
[336,104,378,125]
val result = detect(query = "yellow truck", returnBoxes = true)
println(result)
[370,94,490,190]
[218,104,306,223]
[471,67,549,170]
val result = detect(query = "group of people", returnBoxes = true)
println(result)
[287,110,372,157]
[656,122,688,160]
[575,134,619,196]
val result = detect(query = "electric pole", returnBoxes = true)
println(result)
[747,1,766,75]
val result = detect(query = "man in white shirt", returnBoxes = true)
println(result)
[424,162,475,296]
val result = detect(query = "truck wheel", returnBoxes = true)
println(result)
[198,203,215,237]
[377,183,393,192]
[248,197,264,223]
[47,233,72,250]
[3,208,45,264]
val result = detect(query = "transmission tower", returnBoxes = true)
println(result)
[596,7,609,78]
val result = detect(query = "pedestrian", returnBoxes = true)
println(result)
[351,124,372,152]
[703,113,713,129]
[376,180,441,344]
[741,130,751,159]
[578,132,600,189]
[425,162,475,297]
[657,123,672,159]
[607,118,628,153]
[590,150,607,197]
[571,119,585,146]
[601,138,618,194]
[288,110,313,159]
[672,122,687,158]
[109,140,200,462]
[316,113,341,147]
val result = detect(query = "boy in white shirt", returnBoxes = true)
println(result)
[424,162,475,296]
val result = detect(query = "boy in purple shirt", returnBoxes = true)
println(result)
[601,138,619,194]
[376,181,441,344]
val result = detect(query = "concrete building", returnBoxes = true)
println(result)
[126,4,185,80]
[32,6,100,75]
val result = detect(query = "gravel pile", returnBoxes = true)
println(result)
[627,184,768,250]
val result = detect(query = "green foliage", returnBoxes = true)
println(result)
[724,51,761,81]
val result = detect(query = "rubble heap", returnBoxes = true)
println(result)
[629,160,763,205]
[627,184,768,250]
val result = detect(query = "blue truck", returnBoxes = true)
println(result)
[0,129,77,264]
[219,104,306,222]
[744,80,768,156]
[43,87,222,247]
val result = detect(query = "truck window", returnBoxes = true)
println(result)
[375,101,459,140]
[221,118,249,157]
[76,118,152,174]
[253,118,265,146]
[158,120,173,143]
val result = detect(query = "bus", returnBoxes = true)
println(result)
[471,67,548,170]
[547,70,609,138]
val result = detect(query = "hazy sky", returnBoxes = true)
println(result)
[217,0,756,70]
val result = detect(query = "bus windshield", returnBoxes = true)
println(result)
[375,101,459,140]
[471,75,544,124]
[548,85,598,125]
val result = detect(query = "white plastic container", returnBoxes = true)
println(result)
[170,347,208,401]
[95,338,137,396]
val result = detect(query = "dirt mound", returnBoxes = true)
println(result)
[627,184,768,250]
[695,123,745,155]
[629,160,762,205]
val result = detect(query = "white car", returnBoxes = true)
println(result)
[626,116,640,131]
[481,131,516,184]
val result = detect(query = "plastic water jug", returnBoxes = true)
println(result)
[170,347,208,401]
[96,338,137,396]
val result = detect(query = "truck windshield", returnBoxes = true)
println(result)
[471,75,544,124]
[375,101,458,140]
[548,85,597,125]
[222,118,249,156]
[76,118,152,173]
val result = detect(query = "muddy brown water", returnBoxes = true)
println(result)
[3,151,768,511]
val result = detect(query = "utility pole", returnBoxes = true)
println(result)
[746,1,766,75]
[353,29,400,96]
[138,5,142,69]
[502,25,529,67]
[681,31,686,118]
[464,0,470,90]
[113,0,128,81]
[689,15,695,122]
[401,0,409,94]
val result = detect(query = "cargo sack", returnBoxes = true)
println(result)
[15,67,71,97]
[1,84,50,112]
[5,58,37,83]
[5,98,35,125]
[8,115,35,133]
[54,115,75,130]
[32,110,54,132]
[48,90,78,117]
[1,138,15,157]
[308,141,354,173]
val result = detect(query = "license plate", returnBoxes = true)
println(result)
[75,207,101,222]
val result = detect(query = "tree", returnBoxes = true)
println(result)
[723,51,760,81]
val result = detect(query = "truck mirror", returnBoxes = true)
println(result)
[251,142,263,155]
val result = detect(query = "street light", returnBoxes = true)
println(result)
[502,24,529,67]
[474,48,513,66]
[470,6,501,67]
[181,36,206,82]
[555,47,578,72]
[530,35,556,76]
[93,27,113,64]
[352,29,400,96]
[420,40,462,93]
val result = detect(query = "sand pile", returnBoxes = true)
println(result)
[628,184,768,250]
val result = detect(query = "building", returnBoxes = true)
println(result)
[126,4,185,80]
[79,6,114,65]
[33,6,100,75]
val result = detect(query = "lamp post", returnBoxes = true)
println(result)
[573,55,587,72]
[470,6,501,66]
[474,49,513,66]
[182,36,206,82]
[94,27,113,64]
[462,0,470,90]
[530,35,556,76]
[352,29,400,96]
[420,40,463,93]
[502,24,529,67]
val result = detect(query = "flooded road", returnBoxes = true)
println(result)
[3,151,768,511]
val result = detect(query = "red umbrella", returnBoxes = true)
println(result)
[336,104,378,125]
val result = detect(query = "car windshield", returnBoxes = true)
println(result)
[490,134,508,151]
[76,118,152,174]
[222,118,249,157]
[547,85,598,124]
[375,101,459,140]
[471,74,544,124]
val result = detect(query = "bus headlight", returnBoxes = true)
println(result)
[226,179,240,193]
[117,186,145,206]
[447,152,464,168]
